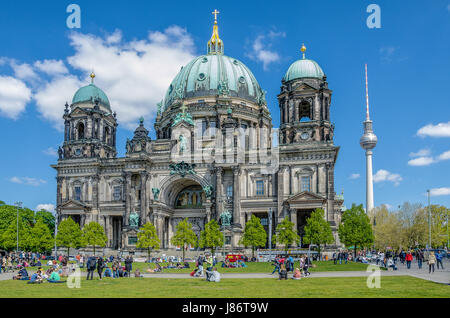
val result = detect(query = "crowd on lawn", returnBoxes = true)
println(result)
[270,254,310,280]
[339,249,447,274]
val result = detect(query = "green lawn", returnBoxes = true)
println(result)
[0,276,448,298]
[13,261,381,274]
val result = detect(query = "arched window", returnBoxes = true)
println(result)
[175,185,204,209]
[299,101,311,122]
[77,122,85,140]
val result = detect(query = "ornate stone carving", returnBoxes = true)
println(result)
[169,161,196,178]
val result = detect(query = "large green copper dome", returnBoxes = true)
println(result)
[163,54,266,110]
[72,83,111,109]
[162,17,266,111]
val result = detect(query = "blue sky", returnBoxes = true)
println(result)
[0,0,449,212]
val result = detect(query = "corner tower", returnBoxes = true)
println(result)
[61,73,118,160]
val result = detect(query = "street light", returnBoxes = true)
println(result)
[54,213,58,259]
[427,190,431,249]
[15,201,22,253]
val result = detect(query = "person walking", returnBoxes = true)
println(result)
[97,256,104,280]
[435,251,444,270]
[332,252,337,265]
[197,255,204,277]
[405,251,413,269]
[271,255,280,275]
[428,251,436,274]
[417,249,424,269]
[86,256,96,280]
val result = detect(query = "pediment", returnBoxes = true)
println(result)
[293,82,316,92]
[60,200,91,210]
[286,191,326,203]
[70,107,89,116]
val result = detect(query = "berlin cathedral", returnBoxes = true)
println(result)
[52,12,344,253]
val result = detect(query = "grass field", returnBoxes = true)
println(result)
[0,276,448,298]
[21,261,378,274]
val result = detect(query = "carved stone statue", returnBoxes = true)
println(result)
[220,210,232,227]
[58,147,63,160]
[152,188,160,200]
[202,185,213,199]
[129,211,139,227]
[179,134,187,154]
[126,138,132,153]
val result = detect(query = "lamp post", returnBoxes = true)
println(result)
[427,190,431,249]
[15,201,22,253]
[268,208,273,261]
[54,213,58,259]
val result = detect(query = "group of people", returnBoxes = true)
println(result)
[332,251,352,264]
[190,253,221,282]
[270,255,310,280]
[86,255,135,280]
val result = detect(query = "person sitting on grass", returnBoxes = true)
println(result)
[27,268,43,284]
[387,258,397,271]
[47,268,64,283]
[292,268,301,280]
[104,265,112,278]
[13,267,29,280]
[183,261,190,269]
[278,264,288,280]
[134,269,143,278]
[205,267,221,282]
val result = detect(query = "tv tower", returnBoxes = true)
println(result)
[360,64,377,213]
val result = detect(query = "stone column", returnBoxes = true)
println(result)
[232,166,241,228]
[124,172,132,226]
[294,100,299,122]
[92,175,99,209]
[140,171,148,226]
[285,100,289,123]
[215,167,223,219]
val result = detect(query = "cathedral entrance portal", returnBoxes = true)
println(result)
[296,209,313,248]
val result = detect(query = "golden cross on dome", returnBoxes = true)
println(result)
[212,9,220,23]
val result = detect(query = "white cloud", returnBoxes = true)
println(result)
[409,148,431,157]
[0,26,196,130]
[247,31,285,71]
[408,156,435,166]
[373,169,402,186]
[43,147,58,157]
[379,46,397,63]
[0,76,32,119]
[417,121,450,138]
[35,203,55,213]
[10,61,39,81]
[437,150,450,161]
[429,187,450,197]
[34,75,83,130]
[34,59,68,75]
[10,176,47,186]
[349,173,360,179]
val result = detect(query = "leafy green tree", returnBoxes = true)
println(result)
[82,222,107,256]
[199,219,224,255]
[275,217,300,253]
[29,219,54,253]
[0,203,34,234]
[0,218,33,251]
[170,218,197,261]
[239,215,267,258]
[56,217,84,256]
[0,200,5,206]
[338,203,374,257]
[369,205,403,251]
[136,222,160,260]
[35,210,56,235]
[303,208,334,258]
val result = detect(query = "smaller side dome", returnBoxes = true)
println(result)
[283,44,325,81]
[72,84,111,108]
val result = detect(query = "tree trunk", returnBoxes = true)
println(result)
[148,248,151,262]
[67,247,69,257]
[252,247,255,259]
[318,244,321,261]
[182,244,185,262]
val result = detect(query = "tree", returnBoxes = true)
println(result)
[0,203,34,234]
[35,210,56,235]
[170,218,197,261]
[338,203,374,257]
[303,209,334,258]
[82,222,107,256]
[56,217,84,256]
[239,215,267,258]
[0,219,32,251]
[275,217,300,253]
[136,222,160,260]
[29,219,53,253]
[199,219,224,255]
[369,205,403,251]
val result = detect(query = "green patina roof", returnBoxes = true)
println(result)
[284,58,325,81]
[72,83,111,109]
[163,54,266,111]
